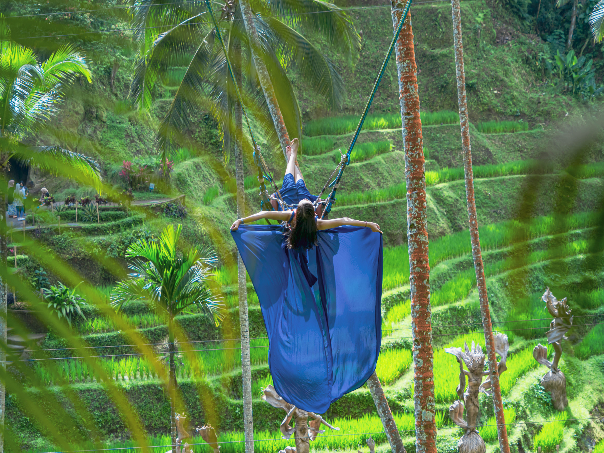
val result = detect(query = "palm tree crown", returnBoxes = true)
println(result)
[0,18,100,184]
[129,0,360,156]
[111,224,222,322]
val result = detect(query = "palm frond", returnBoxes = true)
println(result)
[40,45,92,86]
[258,16,345,109]
[13,145,102,189]
[2,63,42,134]
[257,46,303,139]
[156,31,216,152]
[590,0,604,42]
[130,3,209,111]
[111,278,152,309]
[260,0,361,57]
[15,88,63,133]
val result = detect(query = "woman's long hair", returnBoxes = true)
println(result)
[286,200,318,250]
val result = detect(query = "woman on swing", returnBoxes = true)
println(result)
[231,138,382,246]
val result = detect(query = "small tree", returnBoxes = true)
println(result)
[111,224,222,449]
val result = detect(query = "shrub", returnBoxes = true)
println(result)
[499,346,542,394]
[477,121,529,134]
[533,413,566,452]
[594,439,604,453]
[382,299,411,332]
[575,324,604,359]
[568,161,604,179]
[480,407,517,442]
[348,141,391,163]
[303,136,337,155]
[43,282,87,327]
[78,215,145,235]
[251,373,273,398]
[163,202,187,219]
[203,186,220,205]
[574,288,604,309]
[303,111,458,137]
[244,175,258,190]
[338,160,546,207]
[376,348,412,385]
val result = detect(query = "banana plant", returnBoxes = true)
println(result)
[553,49,603,98]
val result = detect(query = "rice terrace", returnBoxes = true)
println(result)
[0,0,603,452]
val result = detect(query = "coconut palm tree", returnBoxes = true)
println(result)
[130,5,357,451]
[557,0,580,50]
[390,3,436,453]
[111,224,221,450]
[0,21,99,452]
[589,0,604,42]
[129,0,359,161]
[449,1,511,452]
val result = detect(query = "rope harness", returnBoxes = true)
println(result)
[204,0,413,216]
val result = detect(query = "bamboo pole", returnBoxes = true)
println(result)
[449,0,510,451]
[96,203,100,223]
[75,201,78,223]
[14,244,17,267]
[58,216,61,234]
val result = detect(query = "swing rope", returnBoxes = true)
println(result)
[206,0,413,217]
[316,0,413,218]
[203,0,285,211]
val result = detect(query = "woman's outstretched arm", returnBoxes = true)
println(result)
[231,210,292,230]
[317,217,382,233]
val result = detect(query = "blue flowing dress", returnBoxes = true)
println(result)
[232,223,383,413]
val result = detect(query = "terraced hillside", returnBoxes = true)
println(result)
[8,107,604,453]
[4,0,604,450]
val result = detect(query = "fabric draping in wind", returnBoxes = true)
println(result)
[232,224,383,413]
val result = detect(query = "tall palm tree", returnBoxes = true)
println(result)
[0,21,99,452]
[224,11,255,451]
[130,5,356,449]
[391,3,436,453]
[449,1,511,452]
[557,0,580,50]
[589,0,604,42]
[129,0,358,161]
[111,224,221,450]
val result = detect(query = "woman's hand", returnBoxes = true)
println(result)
[231,219,243,231]
[368,222,382,234]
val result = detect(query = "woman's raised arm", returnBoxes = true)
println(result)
[317,217,382,233]
[231,210,292,230]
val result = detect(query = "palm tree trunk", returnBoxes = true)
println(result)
[449,2,511,452]
[0,164,8,453]
[239,0,290,160]
[366,373,406,453]
[168,327,177,451]
[231,21,255,453]
[391,4,437,453]
[566,0,578,51]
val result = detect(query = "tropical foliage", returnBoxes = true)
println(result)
[111,224,221,448]
[129,0,360,158]
[43,282,86,327]
[0,18,100,186]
